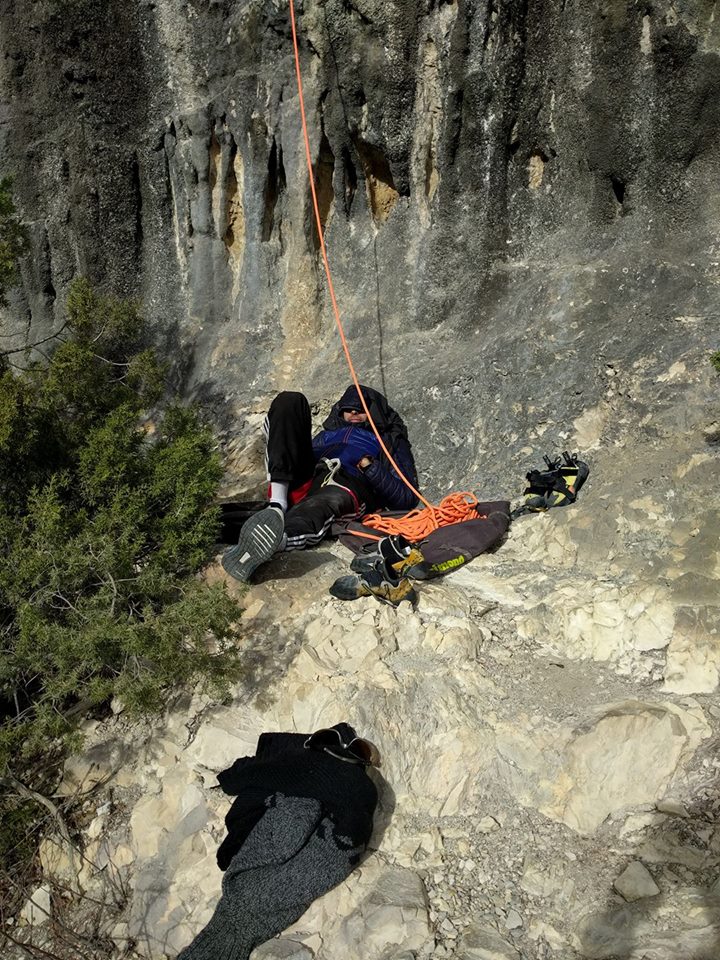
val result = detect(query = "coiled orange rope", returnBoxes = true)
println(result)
[362,492,483,540]
[288,1,478,541]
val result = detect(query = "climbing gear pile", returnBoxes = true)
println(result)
[335,503,511,581]
[512,452,589,519]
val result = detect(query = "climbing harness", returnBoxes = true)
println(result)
[511,452,590,519]
[319,456,364,514]
[288,0,478,540]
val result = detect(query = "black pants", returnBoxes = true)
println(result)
[221,392,377,550]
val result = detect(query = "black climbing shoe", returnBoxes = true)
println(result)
[512,452,589,517]
[558,450,589,498]
[350,534,430,581]
[221,505,285,582]
[330,557,418,607]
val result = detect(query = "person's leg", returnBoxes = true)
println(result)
[222,393,316,580]
[264,392,316,504]
[283,484,358,551]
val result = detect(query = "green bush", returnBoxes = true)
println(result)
[711,350,720,375]
[0,277,243,775]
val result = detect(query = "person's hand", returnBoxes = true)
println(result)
[357,456,373,471]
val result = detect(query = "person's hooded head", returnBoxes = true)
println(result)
[324,384,410,447]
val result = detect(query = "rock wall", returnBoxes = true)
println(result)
[1,0,719,487]
[2,2,720,959]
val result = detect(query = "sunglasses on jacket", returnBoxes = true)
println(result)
[304,728,380,766]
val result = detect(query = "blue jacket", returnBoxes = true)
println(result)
[312,426,381,476]
[317,385,419,511]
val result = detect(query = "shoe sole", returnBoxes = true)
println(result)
[350,554,381,575]
[222,508,285,582]
[367,584,418,607]
[351,555,432,582]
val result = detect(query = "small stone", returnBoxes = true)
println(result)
[504,909,523,931]
[458,922,520,959]
[614,861,660,902]
[20,885,51,926]
[477,816,500,834]
[655,797,689,817]
[86,815,105,840]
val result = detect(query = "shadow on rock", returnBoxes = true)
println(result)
[577,761,720,960]
[366,768,396,857]
[253,549,338,583]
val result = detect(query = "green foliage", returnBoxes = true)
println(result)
[0,280,242,775]
[710,350,720,375]
[0,797,38,871]
[0,177,28,306]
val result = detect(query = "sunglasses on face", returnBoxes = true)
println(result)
[304,728,379,766]
[343,408,364,415]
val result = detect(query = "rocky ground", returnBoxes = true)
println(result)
[9,434,720,960]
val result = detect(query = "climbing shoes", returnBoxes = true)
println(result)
[512,451,589,519]
[330,556,418,607]
[350,534,431,581]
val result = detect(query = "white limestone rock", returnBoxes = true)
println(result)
[39,836,82,893]
[55,737,128,796]
[517,582,675,664]
[282,859,432,960]
[20,884,51,926]
[576,886,720,959]
[521,858,576,900]
[663,607,720,694]
[613,861,660,902]
[655,797,690,818]
[185,707,265,775]
[560,701,709,834]
[252,940,314,959]
[494,700,709,834]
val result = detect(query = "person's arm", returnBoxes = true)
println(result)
[358,437,419,511]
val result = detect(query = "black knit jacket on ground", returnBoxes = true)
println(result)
[176,731,378,960]
[216,731,378,870]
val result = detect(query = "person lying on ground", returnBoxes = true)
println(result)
[221,384,419,583]
[177,723,380,960]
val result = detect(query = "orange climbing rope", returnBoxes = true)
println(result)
[362,492,483,540]
[288,0,478,541]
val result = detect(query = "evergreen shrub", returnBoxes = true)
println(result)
[0,277,243,773]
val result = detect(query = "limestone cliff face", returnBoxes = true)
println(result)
[1,1,718,471]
